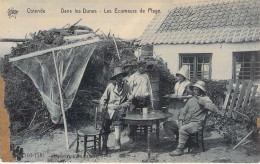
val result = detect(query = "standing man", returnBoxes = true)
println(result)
[165,65,192,120]
[99,67,130,155]
[163,81,222,156]
[127,61,154,143]
[121,59,137,84]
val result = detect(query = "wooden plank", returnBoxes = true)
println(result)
[9,38,100,62]
[222,80,233,113]
[227,81,240,118]
[242,81,253,108]
[63,33,96,42]
[222,80,233,108]
[233,130,253,150]
[235,81,247,109]
[233,110,250,119]
[233,81,247,119]
[249,85,258,105]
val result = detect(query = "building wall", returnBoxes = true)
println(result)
[153,42,260,80]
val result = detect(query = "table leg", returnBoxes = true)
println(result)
[156,120,159,146]
[147,126,151,159]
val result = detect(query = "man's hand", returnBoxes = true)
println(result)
[114,101,130,111]
[197,97,207,106]
[177,119,183,127]
[217,110,225,117]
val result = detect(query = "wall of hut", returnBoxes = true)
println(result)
[153,42,260,81]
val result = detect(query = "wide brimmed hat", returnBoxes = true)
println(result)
[137,60,146,67]
[190,80,206,93]
[176,65,189,79]
[121,60,136,68]
[110,67,127,80]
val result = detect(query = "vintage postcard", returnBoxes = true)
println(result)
[0,0,260,163]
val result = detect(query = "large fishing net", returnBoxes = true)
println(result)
[13,44,96,124]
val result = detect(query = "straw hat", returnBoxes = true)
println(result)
[121,60,136,68]
[176,65,189,79]
[137,60,146,67]
[110,67,127,80]
[190,81,206,93]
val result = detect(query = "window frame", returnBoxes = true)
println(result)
[232,51,260,81]
[179,53,212,79]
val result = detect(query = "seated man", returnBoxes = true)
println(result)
[163,81,222,156]
[99,67,130,155]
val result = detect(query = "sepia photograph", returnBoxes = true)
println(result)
[0,0,260,163]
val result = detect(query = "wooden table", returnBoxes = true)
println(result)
[122,110,172,162]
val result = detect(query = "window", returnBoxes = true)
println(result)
[233,51,260,81]
[180,53,212,79]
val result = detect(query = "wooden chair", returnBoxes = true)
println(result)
[222,80,258,119]
[186,112,209,152]
[133,125,150,141]
[76,107,101,157]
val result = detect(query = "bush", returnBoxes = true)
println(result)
[213,103,260,145]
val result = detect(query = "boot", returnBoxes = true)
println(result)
[127,136,134,144]
[169,140,185,156]
[127,125,135,144]
[114,139,121,150]
[101,134,109,155]
[169,148,184,156]
[114,125,122,150]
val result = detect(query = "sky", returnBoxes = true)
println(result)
[0,0,218,56]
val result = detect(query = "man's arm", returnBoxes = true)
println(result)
[146,75,154,108]
[198,96,220,114]
[99,83,111,110]
[178,101,189,120]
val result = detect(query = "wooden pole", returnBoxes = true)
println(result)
[0,38,29,42]
[232,130,253,150]
[9,38,100,62]
[52,50,69,149]
[112,34,120,60]
[232,110,250,120]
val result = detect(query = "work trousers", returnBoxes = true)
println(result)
[128,96,151,138]
[163,120,201,149]
[102,110,124,135]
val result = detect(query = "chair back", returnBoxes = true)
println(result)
[201,111,209,131]
[222,80,258,118]
[94,107,98,129]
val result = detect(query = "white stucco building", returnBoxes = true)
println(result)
[140,0,260,82]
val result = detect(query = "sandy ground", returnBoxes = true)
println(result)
[10,124,260,163]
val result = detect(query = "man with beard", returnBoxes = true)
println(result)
[163,81,222,156]
[99,67,130,155]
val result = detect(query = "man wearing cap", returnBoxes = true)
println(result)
[121,59,137,84]
[127,60,154,143]
[163,81,221,156]
[99,67,130,155]
[128,61,154,109]
[165,65,192,121]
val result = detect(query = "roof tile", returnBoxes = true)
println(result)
[141,0,260,45]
